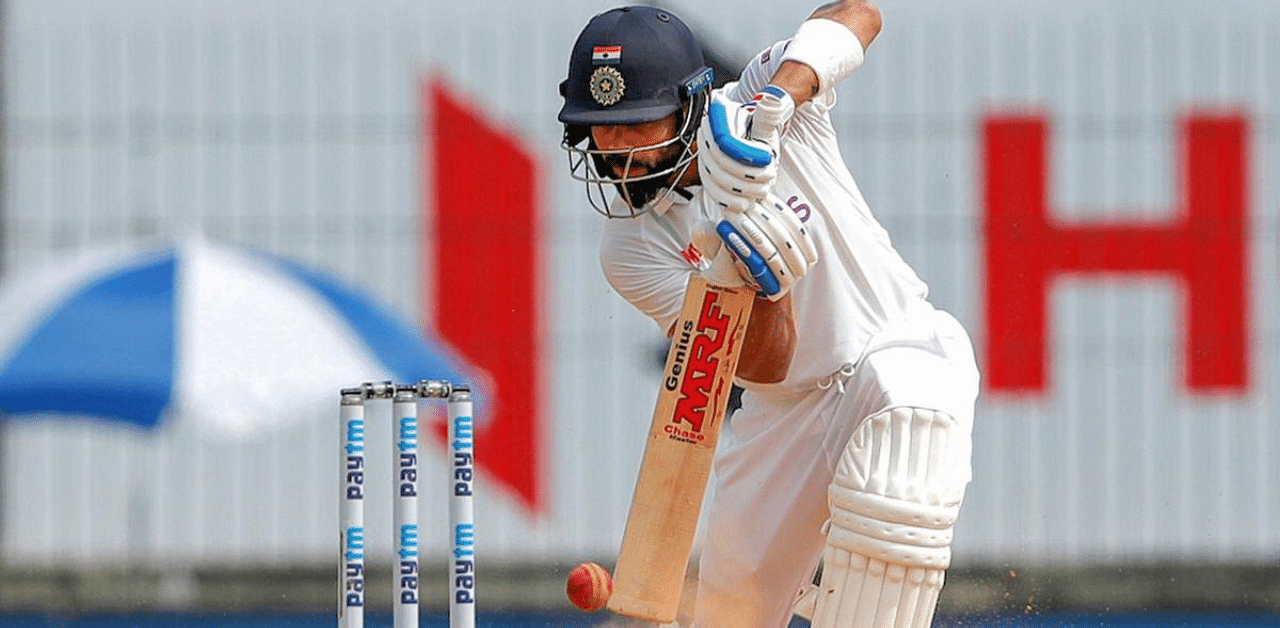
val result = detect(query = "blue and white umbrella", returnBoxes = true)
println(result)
[0,238,479,437]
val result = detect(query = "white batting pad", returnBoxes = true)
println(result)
[810,407,971,628]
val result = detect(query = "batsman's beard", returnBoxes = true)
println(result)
[604,148,689,210]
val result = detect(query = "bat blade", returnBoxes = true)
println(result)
[608,276,755,624]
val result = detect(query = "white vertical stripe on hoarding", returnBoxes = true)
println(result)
[1097,15,1117,559]
[1251,13,1274,556]
[1172,10,1196,556]
[1134,14,1157,559]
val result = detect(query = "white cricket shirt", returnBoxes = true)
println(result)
[600,40,933,398]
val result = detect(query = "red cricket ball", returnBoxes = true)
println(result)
[566,561,613,612]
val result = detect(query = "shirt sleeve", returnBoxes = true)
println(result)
[599,220,692,335]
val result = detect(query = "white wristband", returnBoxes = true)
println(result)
[779,18,865,97]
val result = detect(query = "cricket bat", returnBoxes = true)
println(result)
[608,275,755,624]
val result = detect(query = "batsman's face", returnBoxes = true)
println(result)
[590,114,682,179]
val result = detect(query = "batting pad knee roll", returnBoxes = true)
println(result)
[828,407,969,567]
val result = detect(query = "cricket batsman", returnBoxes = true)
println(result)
[557,3,980,627]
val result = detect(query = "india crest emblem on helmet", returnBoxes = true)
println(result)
[589,66,626,107]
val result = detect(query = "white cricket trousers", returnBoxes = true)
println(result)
[690,309,979,628]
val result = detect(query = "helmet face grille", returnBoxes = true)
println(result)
[562,90,708,218]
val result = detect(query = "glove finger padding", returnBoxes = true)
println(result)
[746,84,796,147]
[725,207,802,294]
[754,195,818,275]
[697,89,779,212]
[715,195,818,300]
[697,140,774,211]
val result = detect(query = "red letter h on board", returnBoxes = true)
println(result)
[983,113,1248,394]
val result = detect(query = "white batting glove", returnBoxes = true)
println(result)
[696,195,818,300]
[696,85,795,213]
[689,221,751,290]
[745,84,795,151]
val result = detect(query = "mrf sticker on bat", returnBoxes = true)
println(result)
[663,289,736,445]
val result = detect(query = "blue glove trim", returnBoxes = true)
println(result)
[707,100,774,168]
[715,220,781,296]
[757,84,788,100]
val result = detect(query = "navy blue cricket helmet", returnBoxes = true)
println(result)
[558,6,714,217]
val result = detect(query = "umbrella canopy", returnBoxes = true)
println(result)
[0,238,479,437]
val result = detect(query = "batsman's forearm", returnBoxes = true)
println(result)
[770,61,822,106]
[735,292,796,384]
[772,1,881,102]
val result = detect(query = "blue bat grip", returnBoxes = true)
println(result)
[715,220,781,296]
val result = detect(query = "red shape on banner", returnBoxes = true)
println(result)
[983,112,1248,394]
[427,78,544,513]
